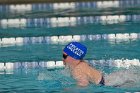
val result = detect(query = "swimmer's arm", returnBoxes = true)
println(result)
[73,69,89,87]
[77,78,89,87]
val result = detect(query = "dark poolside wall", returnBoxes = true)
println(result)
[0,0,123,4]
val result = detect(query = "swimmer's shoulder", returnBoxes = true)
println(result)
[77,61,88,67]
[75,61,90,71]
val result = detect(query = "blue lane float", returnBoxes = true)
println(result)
[0,33,140,46]
[0,0,139,13]
[0,59,140,74]
[0,15,140,28]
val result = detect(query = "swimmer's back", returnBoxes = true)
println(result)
[73,61,102,84]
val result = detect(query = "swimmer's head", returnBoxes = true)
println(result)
[63,42,87,60]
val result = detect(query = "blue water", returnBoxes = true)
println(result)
[0,67,140,93]
[0,0,140,92]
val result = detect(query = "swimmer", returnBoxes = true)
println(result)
[62,42,140,87]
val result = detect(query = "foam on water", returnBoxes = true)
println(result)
[104,67,140,88]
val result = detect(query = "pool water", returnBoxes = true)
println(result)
[0,66,140,93]
[0,0,140,92]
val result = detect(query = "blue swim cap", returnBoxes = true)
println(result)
[63,42,87,60]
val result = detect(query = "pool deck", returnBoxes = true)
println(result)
[0,0,117,4]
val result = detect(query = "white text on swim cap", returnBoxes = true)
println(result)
[67,43,84,57]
